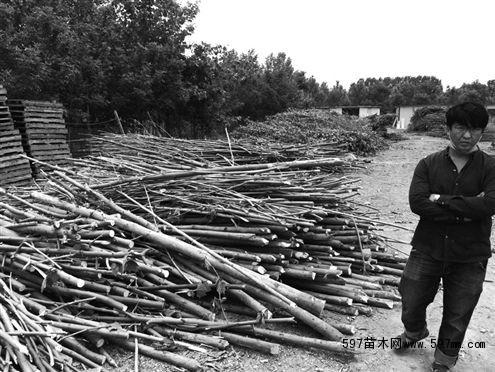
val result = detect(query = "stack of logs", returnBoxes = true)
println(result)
[0,183,360,371]
[7,100,71,173]
[85,132,359,167]
[66,135,405,314]
[0,86,32,187]
[0,133,411,371]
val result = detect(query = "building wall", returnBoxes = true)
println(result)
[396,104,495,134]
[487,105,495,124]
[396,106,425,129]
[358,107,380,117]
[328,107,343,114]
[485,105,495,135]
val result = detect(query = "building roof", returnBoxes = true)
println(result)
[397,105,427,109]
[326,105,381,109]
[398,104,495,110]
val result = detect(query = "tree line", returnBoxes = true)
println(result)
[1,0,494,137]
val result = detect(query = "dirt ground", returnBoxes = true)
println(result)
[109,133,495,372]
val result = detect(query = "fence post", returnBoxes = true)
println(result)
[114,110,125,134]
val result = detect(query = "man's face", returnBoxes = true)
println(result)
[448,123,483,154]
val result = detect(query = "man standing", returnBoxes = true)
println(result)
[396,102,494,371]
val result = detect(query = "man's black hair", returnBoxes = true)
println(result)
[446,102,489,130]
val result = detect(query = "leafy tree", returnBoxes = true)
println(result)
[409,76,443,105]
[326,81,349,107]
[0,0,199,132]
[263,53,299,113]
[98,0,199,128]
[367,78,391,109]
[293,71,320,108]
[442,86,459,105]
[348,79,368,106]
[443,81,489,105]
[314,82,331,107]
[349,76,442,111]
[457,81,489,105]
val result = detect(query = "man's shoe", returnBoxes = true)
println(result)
[431,361,449,371]
[392,328,429,353]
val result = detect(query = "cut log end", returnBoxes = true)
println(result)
[269,344,280,355]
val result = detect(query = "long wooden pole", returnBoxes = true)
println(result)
[91,157,345,189]
[233,326,354,354]
[29,191,341,339]
[115,340,202,371]
[113,110,125,135]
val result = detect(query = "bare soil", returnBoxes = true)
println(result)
[109,133,495,372]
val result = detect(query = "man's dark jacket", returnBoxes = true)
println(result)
[409,146,495,262]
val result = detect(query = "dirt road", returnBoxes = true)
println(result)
[110,134,494,371]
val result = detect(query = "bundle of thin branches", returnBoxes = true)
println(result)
[79,132,359,169]
[86,133,285,167]
[0,133,407,370]
[231,109,387,156]
[31,141,403,301]
[0,181,363,371]
[0,168,405,370]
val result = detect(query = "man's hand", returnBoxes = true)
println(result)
[429,194,440,202]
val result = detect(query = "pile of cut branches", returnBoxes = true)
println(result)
[232,109,387,156]
[0,135,407,371]
[408,106,446,136]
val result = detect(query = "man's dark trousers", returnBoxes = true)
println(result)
[399,249,487,365]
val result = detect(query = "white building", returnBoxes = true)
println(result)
[397,104,495,131]
[395,105,425,129]
[487,104,495,124]
[328,106,381,118]
[485,105,495,135]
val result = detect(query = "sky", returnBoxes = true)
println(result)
[187,0,495,89]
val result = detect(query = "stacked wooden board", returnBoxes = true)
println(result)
[7,99,71,171]
[0,86,33,186]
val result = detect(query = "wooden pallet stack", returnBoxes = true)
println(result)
[7,100,71,172]
[0,86,32,186]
